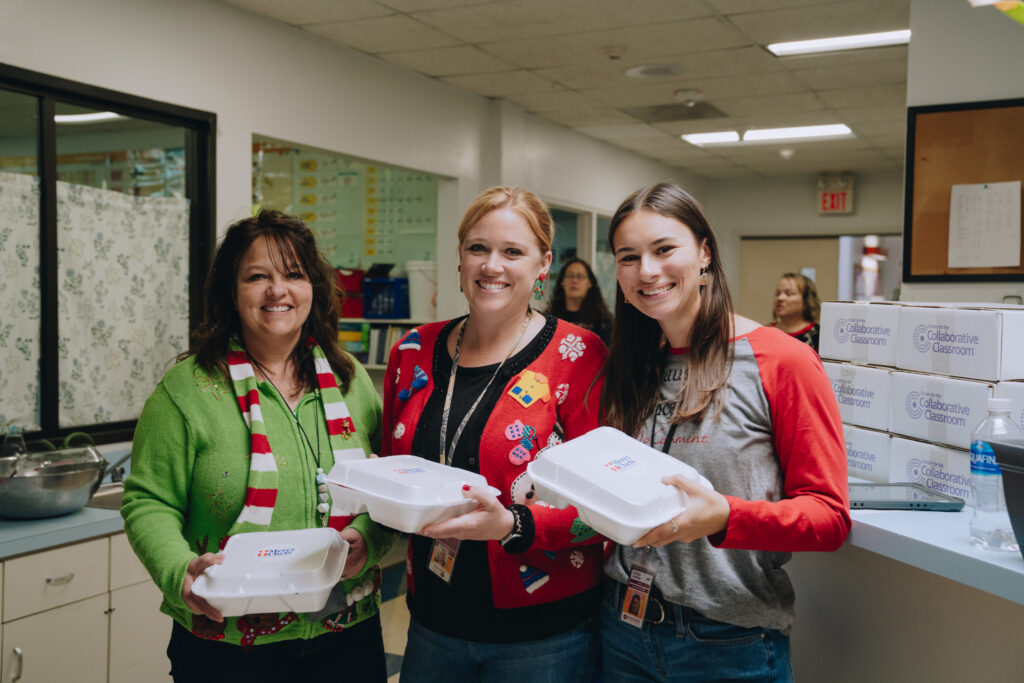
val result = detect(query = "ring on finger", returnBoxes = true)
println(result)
[670,518,679,535]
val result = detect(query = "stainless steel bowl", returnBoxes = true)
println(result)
[0,446,109,519]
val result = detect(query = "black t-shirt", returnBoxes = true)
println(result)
[556,309,611,346]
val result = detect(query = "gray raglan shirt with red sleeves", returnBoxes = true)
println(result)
[605,326,851,634]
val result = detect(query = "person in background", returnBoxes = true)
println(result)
[770,272,821,352]
[546,257,613,345]
[122,210,394,681]
[600,182,850,682]
[382,186,607,683]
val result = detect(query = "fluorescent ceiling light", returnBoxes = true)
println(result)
[681,131,740,146]
[54,111,124,124]
[743,124,853,142]
[767,30,910,56]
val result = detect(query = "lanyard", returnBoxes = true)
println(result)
[439,310,532,466]
[648,403,679,454]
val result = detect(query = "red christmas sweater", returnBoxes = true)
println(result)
[382,316,606,609]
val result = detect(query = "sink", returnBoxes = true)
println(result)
[86,482,124,510]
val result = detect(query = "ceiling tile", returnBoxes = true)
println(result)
[835,104,907,123]
[574,123,667,142]
[536,46,782,90]
[816,84,906,108]
[505,90,603,113]
[713,92,827,118]
[481,17,750,69]
[726,0,910,44]
[411,0,713,43]
[540,108,643,128]
[581,71,808,109]
[306,14,460,53]
[381,45,514,75]
[849,120,905,137]
[706,0,853,13]
[223,0,394,25]
[442,70,564,97]
[791,60,906,90]
[377,0,502,11]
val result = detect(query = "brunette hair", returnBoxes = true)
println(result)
[773,272,821,325]
[185,209,355,392]
[601,182,734,434]
[457,186,553,253]
[546,258,612,329]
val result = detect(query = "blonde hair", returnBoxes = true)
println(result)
[457,186,553,253]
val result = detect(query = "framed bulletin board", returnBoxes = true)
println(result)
[903,97,1024,282]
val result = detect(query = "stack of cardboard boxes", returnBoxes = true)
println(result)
[821,301,1024,505]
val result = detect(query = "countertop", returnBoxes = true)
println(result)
[0,506,124,560]
[2,501,1022,606]
[849,507,1024,605]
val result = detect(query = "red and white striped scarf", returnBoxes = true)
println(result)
[226,338,361,537]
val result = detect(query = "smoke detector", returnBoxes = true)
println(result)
[673,89,704,107]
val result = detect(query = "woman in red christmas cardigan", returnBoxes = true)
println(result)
[382,186,607,682]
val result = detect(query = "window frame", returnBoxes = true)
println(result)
[0,63,216,444]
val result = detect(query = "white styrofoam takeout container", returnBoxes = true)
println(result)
[326,455,502,533]
[527,426,714,545]
[192,528,348,617]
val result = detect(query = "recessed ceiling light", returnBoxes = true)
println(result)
[54,111,124,124]
[681,131,741,146]
[767,29,910,56]
[743,124,853,143]
[625,64,685,79]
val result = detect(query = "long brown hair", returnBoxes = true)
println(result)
[546,258,612,328]
[185,209,355,392]
[601,182,734,435]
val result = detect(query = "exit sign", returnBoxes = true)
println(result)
[817,173,855,215]
[819,190,851,213]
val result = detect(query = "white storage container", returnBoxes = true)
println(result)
[526,427,713,545]
[326,455,501,533]
[824,361,892,431]
[819,301,901,366]
[192,528,349,617]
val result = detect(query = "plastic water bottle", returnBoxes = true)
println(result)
[969,398,1021,552]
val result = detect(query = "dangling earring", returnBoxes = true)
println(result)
[533,272,547,300]
[699,267,708,287]
[458,264,463,293]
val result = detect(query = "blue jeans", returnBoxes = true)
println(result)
[400,616,599,683]
[601,582,793,683]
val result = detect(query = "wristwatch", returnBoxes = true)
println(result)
[499,505,523,547]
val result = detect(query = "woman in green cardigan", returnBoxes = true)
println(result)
[122,210,394,681]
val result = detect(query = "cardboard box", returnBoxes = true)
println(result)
[896,305,1024,381]
[819,301,900,366]
[824,361,891,430]
[889,436,973,506]
[889,370,992,450]
[994,380,1024,434]
[843,424,891,483]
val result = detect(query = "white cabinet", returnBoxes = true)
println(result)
[1,594,108,683]
[109,534,171,683]
[109,582,170,683]
[1,533,171,683]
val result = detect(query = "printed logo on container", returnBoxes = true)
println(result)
[905,457,970,500]
[256,545,296,561]
[904,392,924,419]
[832,317,891,347]
[910,324,979,357]
[603,455,638,473]
[903,391,971,427]
[393,467,427,475]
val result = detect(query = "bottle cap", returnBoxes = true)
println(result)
[987,397,1012,412]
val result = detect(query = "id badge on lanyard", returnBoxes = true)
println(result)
[620,547,657,628]
[427,538,460,583]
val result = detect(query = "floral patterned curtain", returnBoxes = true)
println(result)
[57,181,190,427]
[0,172,42,431]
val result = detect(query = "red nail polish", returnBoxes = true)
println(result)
[462,484,471,491]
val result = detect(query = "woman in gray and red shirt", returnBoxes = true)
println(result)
[382,186,606,682]
[600,182,851,682]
